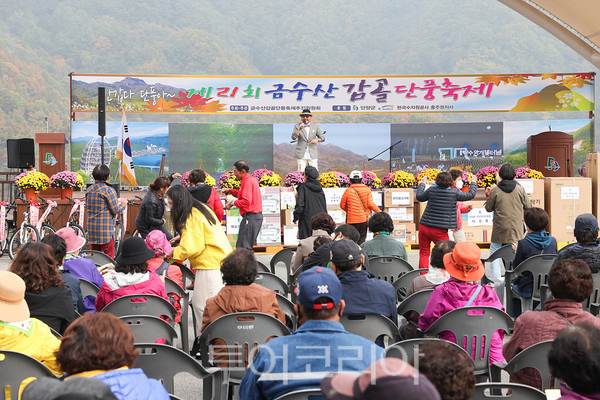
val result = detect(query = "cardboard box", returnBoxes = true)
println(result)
[383,188,414,208]
[283,225,299,246]
[260,187,281,214]
[279,187,296,210]
[384,207,414,222]
[462,228,491,243]
[257,215,282,246]
[225,209,242,235]
[327,209,346,224]
[323,188,346,208]
[392,223,417,244]
[516,179,544,209]
[586,153,600,216]
[281,209,294,226]
[372,190,383,208]
[462,200,493,229]
[544,177,592,241]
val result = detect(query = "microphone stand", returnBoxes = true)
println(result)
[368,140,402,161]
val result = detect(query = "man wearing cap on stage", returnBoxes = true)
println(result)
[239,266,384,400]
[292,109,325,171]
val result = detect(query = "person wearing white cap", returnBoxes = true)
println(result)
[0,270,62,374]
[291,109,325,171]
[340,170,381,244]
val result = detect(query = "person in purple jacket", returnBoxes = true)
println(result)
[419,241,505,364]
[56,227,105,312]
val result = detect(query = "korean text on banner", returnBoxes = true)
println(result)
[116,109,137,186]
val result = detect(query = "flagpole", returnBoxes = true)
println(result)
[119,104,124,189]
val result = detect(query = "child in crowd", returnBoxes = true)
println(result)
[144,229,183,323]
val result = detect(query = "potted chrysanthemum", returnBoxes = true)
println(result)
[15,170,50,201]
[252,168,282,187]
[50,171,85,199]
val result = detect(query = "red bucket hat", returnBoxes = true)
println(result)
[443,242,484,282]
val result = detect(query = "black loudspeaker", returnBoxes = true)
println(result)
[7,138,35,169]
[98,87,106,137]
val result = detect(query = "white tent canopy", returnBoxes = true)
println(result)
[498,0,600,69]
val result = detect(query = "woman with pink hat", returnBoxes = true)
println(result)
[144,229,183,322]
[419,242,505,364]
[0,271,62,374]
[55,227,105,312]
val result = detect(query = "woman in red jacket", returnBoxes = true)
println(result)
[95,236,168,311]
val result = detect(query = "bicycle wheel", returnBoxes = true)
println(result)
[114,221,124,256]
[68,223,86,240]
[40,223,56,239]
[0,220,9,255]
[9,224,39,259]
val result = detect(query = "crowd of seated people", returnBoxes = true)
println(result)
[6,163,600,400]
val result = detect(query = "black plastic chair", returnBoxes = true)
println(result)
[165,276,190,353]
[340,313,401,344]
[79,249,116,267]
[269,247,295,284]
[472,382,546,400]
[396,289,434,317]
[257,261,270,273]
[274,388,324,400]
[481,244,516,275]
[78,278,100,298]
[102,294,177,326]
[198,312,290,384]
[422,306,514,375]
[489,340,556,391]
[386,337,472,364]
[368,256,413,283]
[392,269,428,303]
[121,315,178,345]
[0,350,56,399]
[134,343,226,400]
[172,261,196,289]
[255,272,290,295]
[276,292,297,330]
[505,254,556,316]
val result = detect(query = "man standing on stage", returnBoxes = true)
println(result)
[291,109,325,171]
[223,160,263,250]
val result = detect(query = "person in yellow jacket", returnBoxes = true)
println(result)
[166,185,233,333]
[0,271,61,375]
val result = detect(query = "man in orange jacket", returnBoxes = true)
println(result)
[340,170,381,244]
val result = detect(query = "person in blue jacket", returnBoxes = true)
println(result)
[239,266,385,400]
[510,207,557,317]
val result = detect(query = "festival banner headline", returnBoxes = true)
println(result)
[70,73,595,114]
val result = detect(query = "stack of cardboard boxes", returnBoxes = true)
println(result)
[544,177,592,242]
[224,187,282,247]
[382,188,417,244]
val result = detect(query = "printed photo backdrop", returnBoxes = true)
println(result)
[391,122,504,173]
[71,121,169,185]
[168,123,273,181]
[71,119,593,186]
[273,123,390,177]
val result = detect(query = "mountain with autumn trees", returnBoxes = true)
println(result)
[0,0,595,168]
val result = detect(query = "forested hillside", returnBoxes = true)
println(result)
[0,0,595,166]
